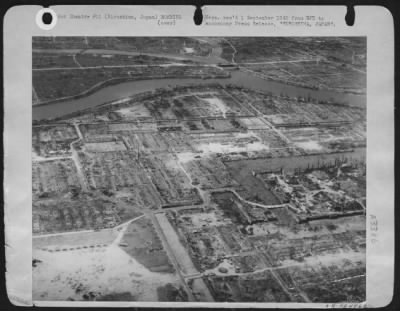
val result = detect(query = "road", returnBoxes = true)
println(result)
[33,48,223,65]
[222,38,237,64]
[224,188,287,210]
[149,212,196,301]
[33,214,145,239]
[32,86,40,104]
[152,212,215,301]
[33,63,217,71]
[32,155,71,162]
[72,54,82,68]
[69,130,89,191]
[238,59,318,65]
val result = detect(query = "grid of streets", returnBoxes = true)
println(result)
[32,37,366,303]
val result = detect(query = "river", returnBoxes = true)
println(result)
[33,67,366,121]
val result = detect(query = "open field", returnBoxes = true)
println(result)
[33,238,180,301]
[120,216,174,273]
[33,52,186,69]
[33,37,212,56]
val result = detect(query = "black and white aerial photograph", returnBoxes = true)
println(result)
[32,37,367,303]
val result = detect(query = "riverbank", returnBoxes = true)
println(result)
[33,69,366,121]
[33,73,230,108]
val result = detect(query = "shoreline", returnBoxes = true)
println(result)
[33,82,366,124]
[33,74,231,108]
[33,72,366,109]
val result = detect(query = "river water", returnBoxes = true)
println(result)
[33,69,366,121]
